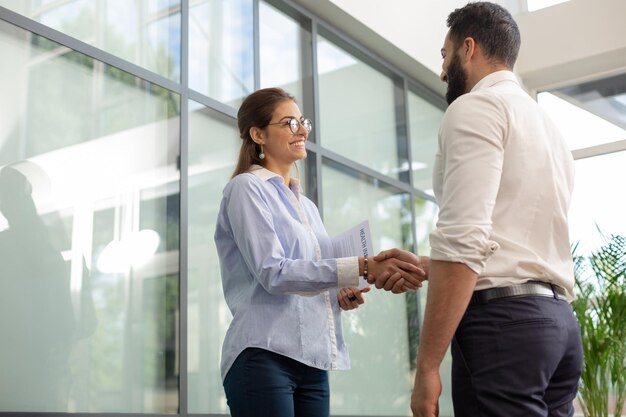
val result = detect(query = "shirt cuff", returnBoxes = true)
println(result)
[336,256,359,287]
[429,228,500,275]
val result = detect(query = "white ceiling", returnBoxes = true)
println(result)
[294,0,626,93]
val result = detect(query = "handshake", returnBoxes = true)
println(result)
[363,248,429,294]
[338,249,429,310]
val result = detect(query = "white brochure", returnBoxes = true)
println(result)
[331,220,372,290]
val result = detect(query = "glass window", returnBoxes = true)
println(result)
[0,20,180,413]
[569,151,626,256]
[259,1,308,105]
[189,0,254,108]
[537,92,626,151]
[411,198,456,416]
[414,198,438,258]
[408,90,443,195]
[186,101,240,414]
[321,161,414,415]
[0,0,181,81]
[317,33,406,180]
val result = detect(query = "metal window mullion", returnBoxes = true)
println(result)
[311,18,324,213]
[253,0,260,90]
[403,78,421,257]
[316,145,436,200]
[408,79,447,110]
[188,90,238,119]
[394,77,410,185]
[178,0,189,415]
[571,139,626,160]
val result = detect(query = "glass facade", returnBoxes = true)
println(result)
[0,0,182,81]
[407,89,443,195]
[0,0,445,415]
[189,0,253,107]
[321,162,413,415]
[0,17,180,413]
[259,0,307,106]
[317,31,407,181]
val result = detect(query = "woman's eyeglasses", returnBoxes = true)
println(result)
[267,117,313,135]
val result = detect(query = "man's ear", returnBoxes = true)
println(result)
[463,37,476,60]
[249,127,265,145]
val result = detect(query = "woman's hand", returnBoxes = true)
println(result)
[338,287,371,310]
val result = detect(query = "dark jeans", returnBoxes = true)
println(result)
[451,296,583,417]
[223,348,330,417]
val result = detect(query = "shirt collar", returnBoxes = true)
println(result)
[249,165,302,197]
[470,70,519,93]
[249,165,280,181]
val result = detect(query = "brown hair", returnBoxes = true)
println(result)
[231,87,295,178]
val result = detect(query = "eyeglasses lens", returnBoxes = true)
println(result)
[288,118,313,134]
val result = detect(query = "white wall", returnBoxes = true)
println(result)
[515,0,626,90]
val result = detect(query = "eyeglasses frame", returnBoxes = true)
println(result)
[266,117,313,135]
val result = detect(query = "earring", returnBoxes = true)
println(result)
[259,145,265,160]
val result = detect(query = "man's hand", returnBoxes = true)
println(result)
[411,369,442,417]
[366,249,429,293]
[374,249,430,280]
[366,256,426,293]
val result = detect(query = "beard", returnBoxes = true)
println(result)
[445,51,469,105]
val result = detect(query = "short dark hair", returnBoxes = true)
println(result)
[447,2,520,68]
[232,87,295,178]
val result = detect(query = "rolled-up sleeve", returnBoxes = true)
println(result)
[226,175,358,294]
[430,93,506,274]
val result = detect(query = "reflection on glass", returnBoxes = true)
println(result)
[189,0,254,108]
[317,35,403,179]
[0,19,180,413]
[408,91,443,194]
[260,1,305,105]
[187,101,240,414]
[322,161,413,415]
[0,162,83,411]
[569,151,626,256]
[0,0,181,81]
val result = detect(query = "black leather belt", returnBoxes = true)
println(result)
[470,281,567,305]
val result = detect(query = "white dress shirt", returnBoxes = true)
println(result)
[214,166,359,381]
[430,70,575,300]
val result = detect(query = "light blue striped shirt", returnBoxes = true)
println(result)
[214,166,360,381]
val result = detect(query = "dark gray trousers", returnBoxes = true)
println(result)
[451,296,583,417]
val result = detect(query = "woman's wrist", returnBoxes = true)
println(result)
[363,255,369,278]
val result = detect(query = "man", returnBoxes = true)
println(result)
[376,2,582,416]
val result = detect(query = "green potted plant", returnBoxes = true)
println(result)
[571,234,626,417]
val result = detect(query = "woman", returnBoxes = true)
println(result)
[214,87,423,417]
